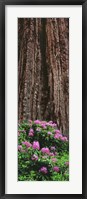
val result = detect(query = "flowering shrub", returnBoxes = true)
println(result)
[18,120,69,181]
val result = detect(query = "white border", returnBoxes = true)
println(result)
[5,5,82,194]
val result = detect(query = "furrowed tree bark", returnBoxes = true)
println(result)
[18,18,69,135]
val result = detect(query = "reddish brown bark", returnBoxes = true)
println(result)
[18,18,69,134]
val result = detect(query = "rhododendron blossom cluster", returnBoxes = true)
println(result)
[18,120,69,181]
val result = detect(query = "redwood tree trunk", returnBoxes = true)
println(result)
[18,18,69,135]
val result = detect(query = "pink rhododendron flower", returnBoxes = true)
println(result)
[55,152,58,155]
[53,123,57,127]
[34,120,41,124]
[28,129,34,137]
[41,147,50,154]
[46,122,50,126]
[51,146,56,151]
[48,131,52,135]
[48,121,53,124]
[18,145,26,153]
[39,166,48,174]
[41,124,46,129]
[55,129,60,134]
[51,123,57,127]
[60,136,68,141]
[49,152,55,156]
[53,166,60,172]
[46,122,57,127]
[54,133,60,139]
[29,120,32,123]
[18,145,22,151]
[32,154,38,161]
[28,132,34,137]
[29,128,34,133]
[33,141,40,150]
[64,136,68,141]
[59,134,63,138]
[22,141,32,148]
[41,121,46,125]
[52,158,57,162]
[36,127,41,132]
